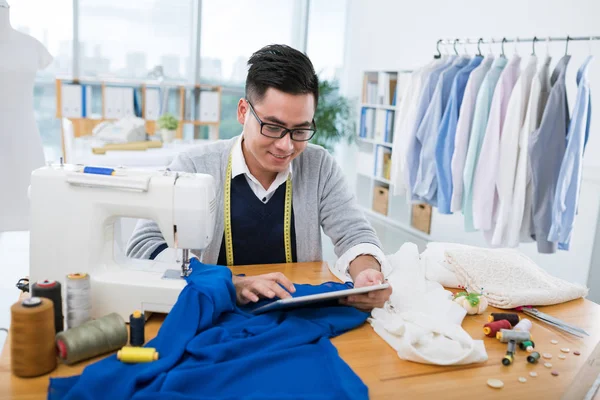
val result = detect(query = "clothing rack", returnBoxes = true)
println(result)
[435,36,600,55]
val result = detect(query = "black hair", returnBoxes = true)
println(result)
[245,44,319,108]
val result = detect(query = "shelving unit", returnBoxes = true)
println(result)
[355,69,431,237]
[55,77,222,159]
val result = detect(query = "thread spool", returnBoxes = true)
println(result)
[483,319,512,337]
[129,310,145,347]
[527,351,541,364]
[66,273,91,329]
[10,297,57,377]
[32,279,64,333]
[56,313,127,365]
[488,313,520,327]
[513,318,532,332]
[496,329,531,343]
[502,353,514,366]
[117,346,159,363]
[519,340,535,352]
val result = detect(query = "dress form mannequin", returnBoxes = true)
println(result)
[0,1,53,231]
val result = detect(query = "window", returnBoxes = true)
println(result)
[78,0,193,80]
[200,0,296,86]
[306,0,347,82]
[10,0,73,161]
[200,0,298,139]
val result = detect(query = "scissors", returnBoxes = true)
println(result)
[515,306,589,338]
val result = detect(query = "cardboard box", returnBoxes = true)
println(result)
[373,186,389,215]
[411,203,432,234]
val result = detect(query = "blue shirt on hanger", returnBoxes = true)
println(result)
[48,260,370,400]
[435,56,484,214]
[412,56,472,205]
[529,55,571,254]
[548,56,593,250]
[406,56,456,197]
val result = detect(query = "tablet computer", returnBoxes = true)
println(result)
[250,282,390,315]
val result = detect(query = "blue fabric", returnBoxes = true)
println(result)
[435,56,484,214]
[48,259,369,400]
[548,56,593,250]
[529,55,571,254]
[217,175,297,265]
[406,57,456,197]
[412,56,471,205]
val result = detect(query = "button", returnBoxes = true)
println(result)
[262,197,267,202]
[560,348,570,353]
[487,379,504,389]
[518,377,527,383]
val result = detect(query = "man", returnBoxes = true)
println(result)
[127,44,392,311]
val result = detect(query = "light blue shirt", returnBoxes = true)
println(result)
[412,56,471,205]
[529,55,571,254]
[435,56,484,214]
[548,56,593,249]
[462,57,508,231]
[405,57,456,197]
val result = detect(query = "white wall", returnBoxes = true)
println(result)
[338,0,600,292]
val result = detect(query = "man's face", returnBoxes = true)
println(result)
[237,88,315,175]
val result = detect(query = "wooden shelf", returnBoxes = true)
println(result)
[357,138,393,148]
[361,206,431,241]
[361,103,397,111]
[181,121,220,126]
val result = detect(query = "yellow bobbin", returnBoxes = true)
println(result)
[487,315,494,323]
[67,273,88,280]
[117,347,159,363]
[483,327,491,335]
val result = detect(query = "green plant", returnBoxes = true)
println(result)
[310,80,355,152]
[157,113,179,131]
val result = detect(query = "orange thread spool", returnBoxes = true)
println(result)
[10,297,57,377]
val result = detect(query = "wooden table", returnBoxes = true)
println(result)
[1,261,600,399]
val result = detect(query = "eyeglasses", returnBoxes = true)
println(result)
[246,99,317,142]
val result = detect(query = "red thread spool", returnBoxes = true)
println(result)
[483,319,512,337]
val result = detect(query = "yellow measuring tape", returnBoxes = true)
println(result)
[224,152,293,266]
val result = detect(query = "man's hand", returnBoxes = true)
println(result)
[341,255,392,311]
[232,273,296,305]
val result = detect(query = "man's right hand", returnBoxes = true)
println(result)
[231,273,296,305]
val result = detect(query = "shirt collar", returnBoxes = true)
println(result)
[231,133,293,182]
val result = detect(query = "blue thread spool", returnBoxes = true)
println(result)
[129,310,145,347]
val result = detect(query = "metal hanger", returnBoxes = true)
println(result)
[501,37,507,57]
[590,36,594,56]
[532,36,537,56]
[477,38,483,56]
[434,39,442,59]
[565,35,570,55]
[546,36,551,56]
[453,39,459,55]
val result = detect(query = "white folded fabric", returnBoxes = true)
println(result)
[370,243,488,366]
[420,242,468,288]
[444,245,589,308]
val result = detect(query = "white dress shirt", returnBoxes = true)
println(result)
[490,55,538,247]
[450,55,494,212]
[506,56,552,246]
[472,55,521,234]
[233,135,389,282]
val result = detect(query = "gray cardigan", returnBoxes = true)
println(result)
[126,136,382,264]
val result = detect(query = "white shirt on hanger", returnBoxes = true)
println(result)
[395,58,448,197]
[506,56,552,247]
[491,55,538,246]
[472,55,521,234]
[450,55,495,212]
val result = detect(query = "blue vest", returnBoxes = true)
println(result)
[217,175,297,265]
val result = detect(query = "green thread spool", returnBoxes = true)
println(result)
[56,313,127,365]
[519,340,535,352]
[527,351,541,364]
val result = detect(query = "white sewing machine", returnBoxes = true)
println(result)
[29,162,216,320]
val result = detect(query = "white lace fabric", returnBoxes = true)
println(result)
[444,246,588,308]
